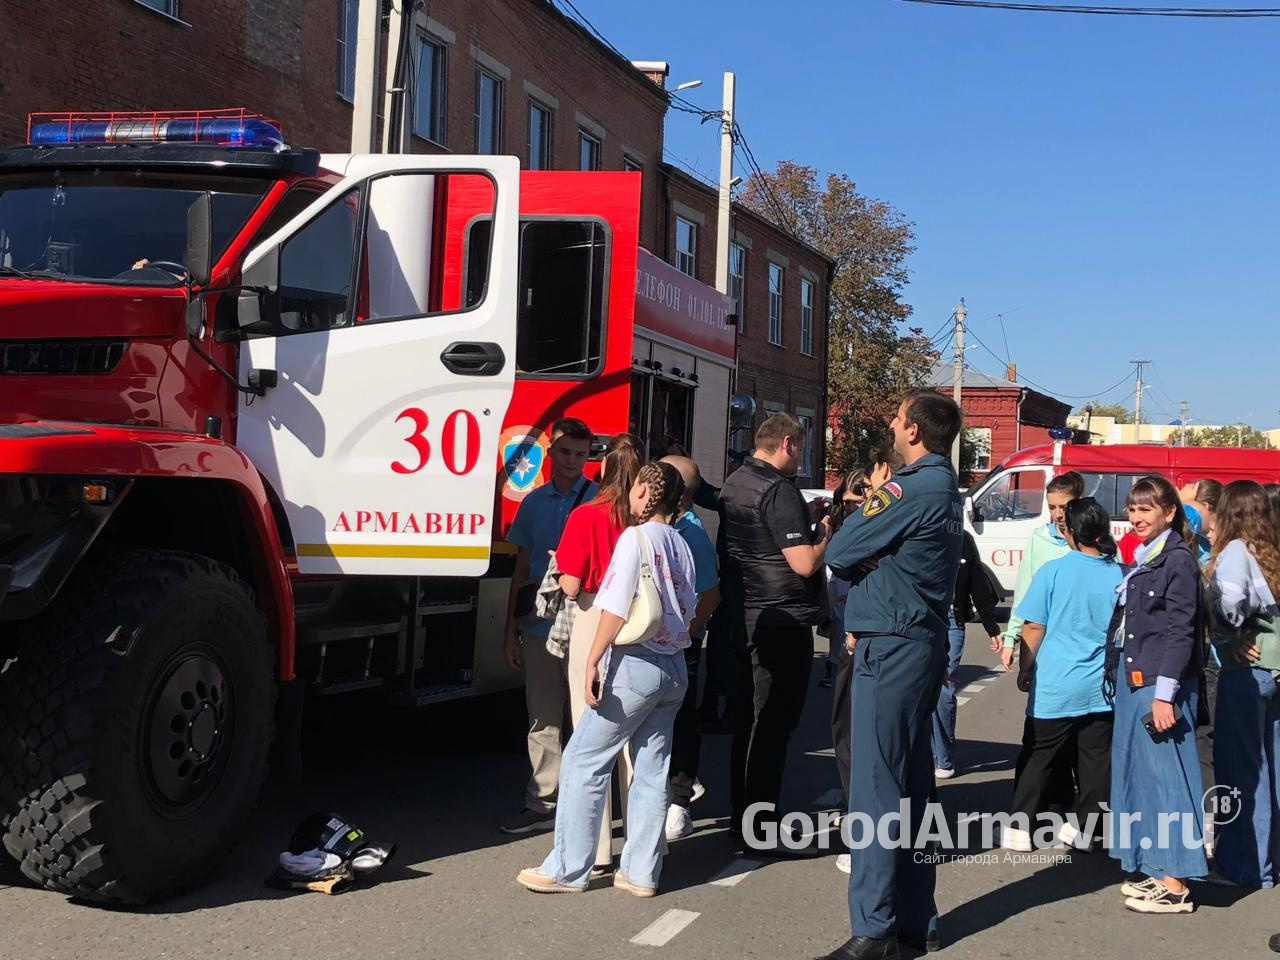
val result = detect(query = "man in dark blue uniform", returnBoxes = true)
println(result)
[816,389,964,960]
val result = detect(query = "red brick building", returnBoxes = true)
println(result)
[928,362,1072,484]
[0,0,829,484]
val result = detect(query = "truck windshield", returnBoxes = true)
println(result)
[0,172,268,285]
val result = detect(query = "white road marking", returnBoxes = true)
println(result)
[630,909,700,946]
[805,747,836,758]
[960,684,987,694]
[956,696,971,705]
[709,858,764,887]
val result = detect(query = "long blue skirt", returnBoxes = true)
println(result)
[1107,677,1209,879]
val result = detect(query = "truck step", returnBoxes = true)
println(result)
[296,618,405,646]
[416,599,476,616]
[310,675,386,696]
[388,681,474,708]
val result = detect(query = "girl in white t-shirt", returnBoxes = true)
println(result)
[518,461,697,897]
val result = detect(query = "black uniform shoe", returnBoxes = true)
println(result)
[814,936,900,960]
[897,928,940,953]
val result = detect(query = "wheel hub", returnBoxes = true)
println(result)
[145,653,234,809]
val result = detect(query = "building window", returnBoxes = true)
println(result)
[623,156,642,173]
[337,0,359,101]
[768,262,784,346]
[729,242,745,330]
[528,101,552,170]
[800,278,814,355]
[675,217,697,278]
[413,33,447,144]
[578,131,601,171]
[475,69,503,154]
[796,411,815,480]
[135,0,180,16]
[965,426,992,472]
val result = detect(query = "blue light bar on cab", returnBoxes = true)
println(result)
[27,111,284,148]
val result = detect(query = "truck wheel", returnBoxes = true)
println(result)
[0,548,274,904]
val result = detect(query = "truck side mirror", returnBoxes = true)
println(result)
[185,193,213,288]
[237,246,281,336]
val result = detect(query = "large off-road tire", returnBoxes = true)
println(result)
[0,548,274,904]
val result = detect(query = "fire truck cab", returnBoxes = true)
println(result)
[0,111,638,904]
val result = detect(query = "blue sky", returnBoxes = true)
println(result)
[580,0,1280,429]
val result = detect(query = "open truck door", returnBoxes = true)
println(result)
[234,156,520,576]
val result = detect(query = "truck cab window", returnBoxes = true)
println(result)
[464,218,608,378]
[973,470,1045,522]
[1079,472,1146,520]
[276,188,359,331]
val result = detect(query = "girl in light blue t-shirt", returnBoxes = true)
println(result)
[1003,497,1122,854]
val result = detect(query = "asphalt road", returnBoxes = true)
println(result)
[1,623,1275,960]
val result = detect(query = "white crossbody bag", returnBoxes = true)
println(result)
[613,528,665,646]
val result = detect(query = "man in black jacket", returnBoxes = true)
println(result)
[932,531,1003,779]
[720,413,829,849]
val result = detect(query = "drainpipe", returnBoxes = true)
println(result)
[1016,387,1026,451]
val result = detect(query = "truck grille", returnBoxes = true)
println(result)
[0,340,126,375]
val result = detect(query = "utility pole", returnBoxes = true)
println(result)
[1179,400,1188,447]
[714,72,736,296]
[1130,358,1150,431]
[349,0,382,154]
[951,299,966,473]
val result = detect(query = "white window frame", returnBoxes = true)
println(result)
[729,242,745,331]
[968,426,993,472]
[768,262,784,346]
[474,68,504,154]
[412,32,447,145]
[578,130,601,171]
[336,0,358,101]
[675,217,697,278]
[623,155,642,173]
[796,408,816,480]
[528,100,552,170]
[799,278,814,356]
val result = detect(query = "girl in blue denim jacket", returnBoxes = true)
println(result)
[1105,476,1207,914]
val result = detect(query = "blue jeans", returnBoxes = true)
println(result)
[539,648,687,889]
[930,612,966,771]
[1214,666,1280,888]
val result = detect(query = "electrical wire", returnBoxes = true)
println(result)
[901,0,1280,15]
[965,325,1134,399]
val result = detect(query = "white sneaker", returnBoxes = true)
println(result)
[836,853,851,874]
[934,767,956,780]
[1000,826,1033,852]
[1058,821,1094,852]
[691,779,706,804]
[665,804,693,841]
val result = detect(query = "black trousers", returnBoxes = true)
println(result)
[831,638,854,807]
[1011,713,1113,836]
[699,601,740,720]
[729,609,815,829]
[669,635,704,808]
[1196,661,1221,817]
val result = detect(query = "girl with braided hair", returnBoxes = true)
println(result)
[519,461,698,897]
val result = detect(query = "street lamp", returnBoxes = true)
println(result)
[674,80,703,91]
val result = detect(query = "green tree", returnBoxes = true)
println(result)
[1076,403,1130,423]
[1168,425,1272,449]
[739,161,933,474]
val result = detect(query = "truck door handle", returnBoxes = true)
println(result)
[440,341,506,377]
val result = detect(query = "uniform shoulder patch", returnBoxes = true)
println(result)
[862,489,894,518]
[882,481,904,500]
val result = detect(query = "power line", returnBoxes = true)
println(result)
[966,325,1134,399]
[901,0,1280,15]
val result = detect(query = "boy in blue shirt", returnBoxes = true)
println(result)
[499,418,595,835]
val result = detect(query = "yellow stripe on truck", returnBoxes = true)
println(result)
[297,543,491,560]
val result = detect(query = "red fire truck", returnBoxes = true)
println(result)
[0,110,644,904]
